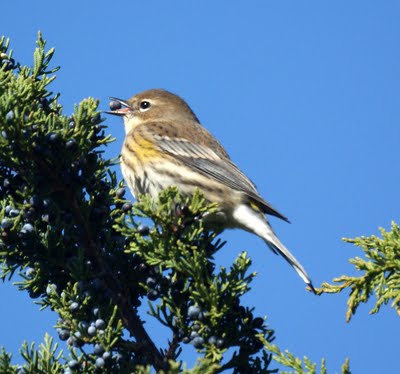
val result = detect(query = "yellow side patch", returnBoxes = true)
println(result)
[126,134,160,162]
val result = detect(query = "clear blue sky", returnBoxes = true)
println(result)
[2,1,400,372]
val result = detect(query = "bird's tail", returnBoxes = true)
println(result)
[233,204,315,293]
[263,233,316,293]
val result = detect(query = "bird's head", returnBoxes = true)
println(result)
[106,89,199,134]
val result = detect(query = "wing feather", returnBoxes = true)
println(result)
[156,137,289,222]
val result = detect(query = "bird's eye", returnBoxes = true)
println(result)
[139,101,151,111]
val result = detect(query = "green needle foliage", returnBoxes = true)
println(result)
[0,33,354,373]
[319,222,400,322]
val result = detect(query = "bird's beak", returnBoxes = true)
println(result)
[104,97,133,116]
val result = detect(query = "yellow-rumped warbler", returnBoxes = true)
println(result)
[106,89,315,292]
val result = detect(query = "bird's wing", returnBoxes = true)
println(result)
[155,135,289,222]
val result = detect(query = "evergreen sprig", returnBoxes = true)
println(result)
[263,341,351,374]
[318,221,400,322]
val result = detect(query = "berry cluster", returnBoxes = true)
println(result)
[63,347,126,373]
[55,296,129,372]
[180,305,224,349]
[0,52,16,71]
[63,347,131,372]
[138,263,164,301]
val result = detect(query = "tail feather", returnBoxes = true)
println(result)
[233,204,315,293]
[265,236,316,293]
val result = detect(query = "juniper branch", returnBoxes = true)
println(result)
[317,221,400,322]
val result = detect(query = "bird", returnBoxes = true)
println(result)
[106,89,315,292]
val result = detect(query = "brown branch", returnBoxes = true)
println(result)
[165,328,181,361]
